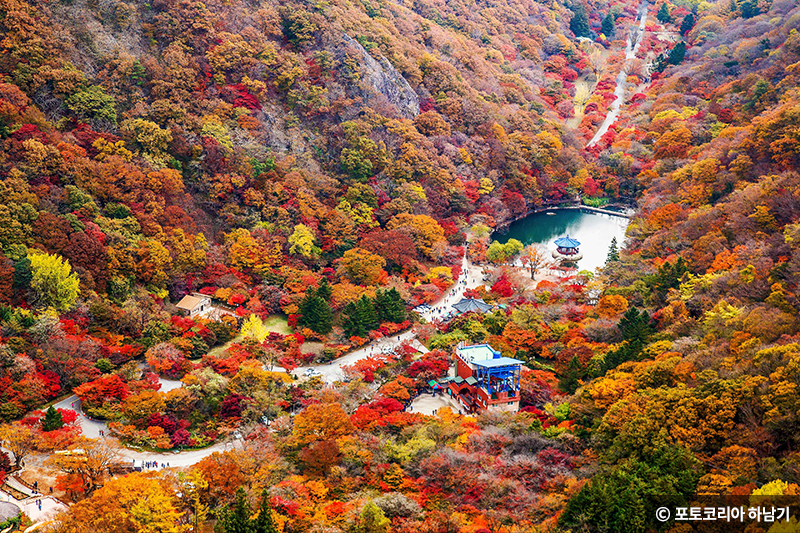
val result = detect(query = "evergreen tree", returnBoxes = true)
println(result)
[647,256,688,301]
[357,296,379,332]
[569,3,591,37]
[657,2,672,23]
[218,488,278,533]
[342,301,367,339]
[680,13,695,34]
[601,13,615,38]
[298,285,334,335]
[42,406,63,432]
[316,278,332,301]
[375,288,406,324]
[600,307,654,373]
[306,296,333,334]
[219,488,252,533]
[559,356,585,394]
[253,490,278,533]
[739,0,758,18]
[667,41,686,65]
[619,307,653,344]
[374,290,390,324]
[606,236,620,264]
[559,447,700,532]
[13,256,31,291]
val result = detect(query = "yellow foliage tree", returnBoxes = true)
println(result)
[241,314,270,343]
[53,472,189,532]
[596,295,629,318]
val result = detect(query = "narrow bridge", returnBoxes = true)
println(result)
[559,205,633,218]
[495,203,633,230]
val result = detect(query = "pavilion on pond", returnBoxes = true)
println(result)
[552,235,583,261]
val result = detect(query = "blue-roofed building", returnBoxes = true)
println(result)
[552,234,583,261]
[447,342,522,413]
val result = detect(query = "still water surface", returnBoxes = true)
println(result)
[494,209,629,272]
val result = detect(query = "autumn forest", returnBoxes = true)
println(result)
[0,0,799,530]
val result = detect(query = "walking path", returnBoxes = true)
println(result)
[114,440,231,468]
[43,253,517,469]
[6,475,34,497]
[291,329,419,383]
[17,495,66,525]
[587,1,649,147]
[0,455,70,525]
[418,254,488,323]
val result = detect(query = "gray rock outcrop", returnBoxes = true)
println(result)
[342,33,420,119]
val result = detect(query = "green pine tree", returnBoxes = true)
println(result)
[647,256,688,301]
[316,278,332,301]
[668,41,686,65]
[740,0,758,18]
[306,296,333,335]
[657,2,672,23]
[679,13,695,34]
[298,283,334,335]
[601,13,615,38]
[387,288,406,323]
[569,2,591,37]
[253,490,278,533]
[357,296,378,332]
[343,301,367,338]
[619,307,653,344]
[42,406,63,432]
[606,236,620,264]
[218,488,278,533]
[559,356,585,394]
[219,488,252,533]
[374,290,389,323]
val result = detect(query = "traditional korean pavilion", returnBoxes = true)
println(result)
[552,235,584,261]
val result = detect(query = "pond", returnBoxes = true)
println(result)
[494,209,629,272]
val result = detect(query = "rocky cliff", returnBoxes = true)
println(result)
[342,33,420,119]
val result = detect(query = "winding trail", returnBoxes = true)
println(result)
[291,253,484,382]
[49,254,491,468]
[586,1,649,147]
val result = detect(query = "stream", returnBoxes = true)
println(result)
[586,1,649,147]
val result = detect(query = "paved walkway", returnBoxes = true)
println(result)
[114,440,232,468]
[418,255,488,323]
[6,475,33,497]
[51,397,105,439]
[17,494,67,524]
[409,392,462,416]
[292,329,419,383]
[0,463,67,526]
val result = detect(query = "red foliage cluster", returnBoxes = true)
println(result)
[490,274,515,297]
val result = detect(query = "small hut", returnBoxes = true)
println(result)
[176,293,212,318]
[552,235,583,262]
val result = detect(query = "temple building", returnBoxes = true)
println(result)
[552,235,583,262]
[452,298,492,314]
[447,343,522,413]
